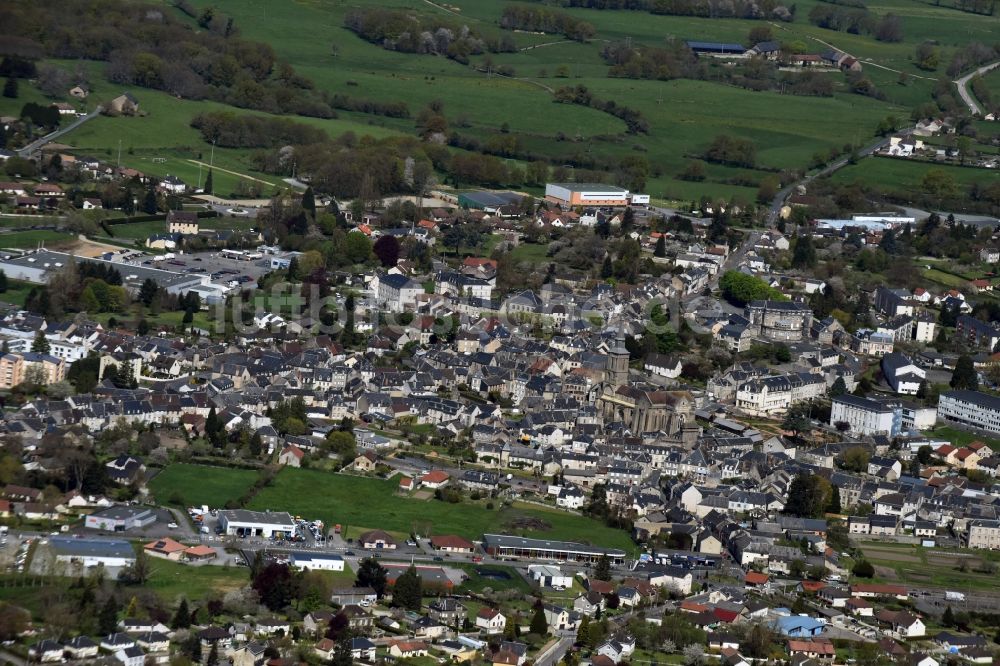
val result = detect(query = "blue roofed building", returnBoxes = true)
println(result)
[774,614,826,637]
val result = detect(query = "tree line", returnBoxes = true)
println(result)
[2,0,335,118]
[808,5,904,41]
[704,134,757,168]
[498,5,596,41]
[552,84,651,134]
[329,94,411,119]
[190,111,328,148]
[519,0,795,19]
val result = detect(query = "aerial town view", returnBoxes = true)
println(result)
[1,0,1000,665]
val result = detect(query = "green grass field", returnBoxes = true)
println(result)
[32,0,946,202]
[925,425,1000,451]
[856,540,1000,589]
[148,463,259,508]
[510,242,550,264]
[3,0,997,203]
[0,279,40,308]
[141,557,250,604]
[247,467,635,550]
[831,156,996,191]
[973,66,1000,112]
[0,230,77,250]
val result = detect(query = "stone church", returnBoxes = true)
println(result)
[595,326,695,437]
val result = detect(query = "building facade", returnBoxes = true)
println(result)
[830,395,901,436]
[938,390,1000,435]
[967,520,1000,550]
[744,301,813,341]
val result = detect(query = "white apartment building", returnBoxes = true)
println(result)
[938,390,1000,435]
[830,395,900,437]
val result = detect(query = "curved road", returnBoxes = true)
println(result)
[954,60,1000,116]
[766,133,894,223]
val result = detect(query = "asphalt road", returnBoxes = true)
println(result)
[535,635,576,666]
[17,108,101,158]
[767,134,894,224]
[954,60,1000,116]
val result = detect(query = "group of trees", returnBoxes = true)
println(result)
[250,558,338,612]
[808,4,904,41]
[499,6,596,40]
[719,270,786,305]
[650,0,794,19]
[785,472,833,518]
[945,41,999,78]
[343,8,510,64]
[191,112,327,148]
[602,39,697,81]
[22,259,134,319]
[6,0,334,118]
[19,102,61,129]
[329,94,410,119]
[704,135,757,168]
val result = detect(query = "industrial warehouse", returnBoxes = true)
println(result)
[49,537,137,569]
[0,249,205,295]
[543,183,637,208]
[481,534,628,564]
[217,509,297,539]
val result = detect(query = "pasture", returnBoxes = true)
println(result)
[830,156,996,190]
[176,0,914,201]
[7,0,997,203]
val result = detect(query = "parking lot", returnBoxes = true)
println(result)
[144,251,273,291]
[100,248,274,292]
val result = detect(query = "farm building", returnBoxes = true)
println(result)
[685,41,748,57]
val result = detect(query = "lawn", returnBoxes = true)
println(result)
[248,467,635,551]
[509,242,550,264]
[141,557,250,604]
[148,463,260,508]
[0,230,77,250]
[924,425,1000,452]
[922,268,971,289]
[0,279,42,308]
